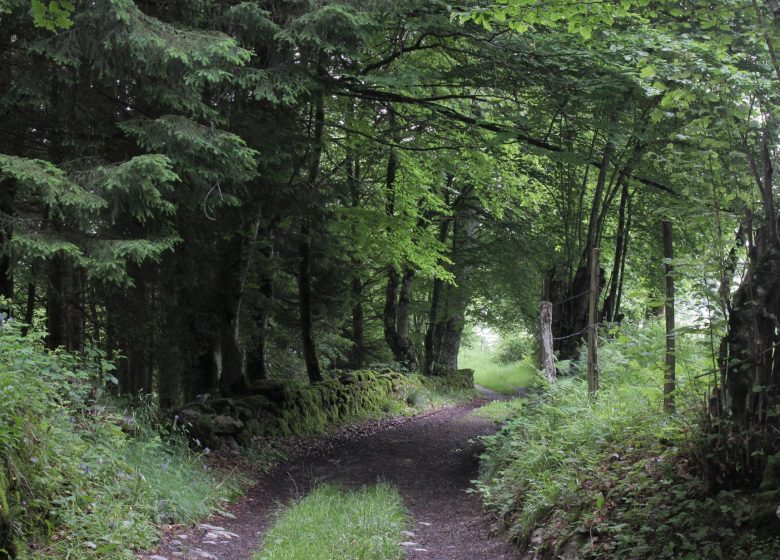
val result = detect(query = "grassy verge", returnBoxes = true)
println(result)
[254,483,407,560]
[471,398,527,423]
[459,347,540,394]
[0,329,242,559]
[475,320,780,559]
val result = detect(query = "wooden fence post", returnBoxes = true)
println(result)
[540,301,555,382]
[587,247,600,396]
[662,220,676,413]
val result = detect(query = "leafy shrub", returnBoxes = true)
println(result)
[495,331,535,365]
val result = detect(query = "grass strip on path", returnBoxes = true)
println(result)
[254,483,407,560]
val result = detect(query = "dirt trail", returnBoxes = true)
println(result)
[142,399,519,560]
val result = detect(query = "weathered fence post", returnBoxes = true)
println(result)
[587,247,600,396]
[662,220,676,413]
[539,301,555,382]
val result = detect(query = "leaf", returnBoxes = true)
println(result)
[639,65,657,79]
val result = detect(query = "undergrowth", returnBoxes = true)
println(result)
[0,327,240,559]
[476,320,780,559]
[254,483,407,560]
[472,398,527,424]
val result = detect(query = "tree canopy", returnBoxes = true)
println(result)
[1,0,780,495]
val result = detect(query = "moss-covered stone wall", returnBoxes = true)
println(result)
[175,369,453,450]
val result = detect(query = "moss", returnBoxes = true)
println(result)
[761,452,780,490]
[248,380,289,404]
[430,368,474,389]
[176,368,425,448]
[752,489,780,536]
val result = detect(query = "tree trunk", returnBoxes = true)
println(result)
[587,247,600,396]
[662,220,676,413]
[718,134,780,486]
[108,271,153,397]
[298,72,326,384]
[349,275,365,369]
[424,183,453,375]
[46,255,84,353]
[435,189,479,372]
[0,180,13,319]
[218,219,260,395]
[552,140,612,360]
[603,180,631,322]
[347,155,365,369]
[614,195,633,322]
[384,265,418,370]
[299,232,322,382]
[21,282,35,336]
[424,274,447,376]
[539,301,556,382]
[381,124,418,370]
[248,242,273,381]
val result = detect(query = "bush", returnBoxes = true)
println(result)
[0,326,239,559]
[475,319,780,558]
[495,331,535,365]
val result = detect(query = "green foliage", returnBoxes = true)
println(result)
[495,331,536,365]
[254,483,407,560]
[472,397,527,424]
[29,0,74,31]
[0,328,239,559]
[475,322,678,544]
[477,374,667,545]
[475,319,780,557]
[459,344,542,395]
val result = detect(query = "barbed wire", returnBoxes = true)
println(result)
[552,323,603,341]
[548,289,590,307]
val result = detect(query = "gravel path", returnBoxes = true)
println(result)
[142,400,519,560]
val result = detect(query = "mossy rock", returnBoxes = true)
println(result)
[187,415,219,450]
[233,406,253,423]
[431,368,474,389]
[248,380,289,403]
[239,394,275,412]
[212,415,244,435]
[761,452,780,490]
[176,368,410,449]
[175,408,204,426]
[751,488,780,536]
[236,429,255,447]
[208,397,235,415]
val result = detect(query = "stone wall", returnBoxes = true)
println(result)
[174,369,475,450]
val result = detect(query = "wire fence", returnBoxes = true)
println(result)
[551,323,603,342]
[549,289,590,307]
[541,290,598,341]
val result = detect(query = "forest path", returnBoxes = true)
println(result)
[142,399,519,560]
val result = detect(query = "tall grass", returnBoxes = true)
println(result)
[255,483,407,560]
[0,327,240,559]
